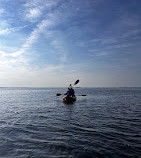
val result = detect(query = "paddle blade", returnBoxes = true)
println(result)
[56,93,62,96]
[74,79,79,85]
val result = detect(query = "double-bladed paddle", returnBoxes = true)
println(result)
[56,79,86,96]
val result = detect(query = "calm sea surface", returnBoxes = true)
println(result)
[0,87,140,158]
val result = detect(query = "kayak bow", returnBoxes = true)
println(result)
[63,96,76,104]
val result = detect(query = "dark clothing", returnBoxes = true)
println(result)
[71,88,75,96]
[65,88,75,97]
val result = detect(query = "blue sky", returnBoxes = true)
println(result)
[0,0,141,87]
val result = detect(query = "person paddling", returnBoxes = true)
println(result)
[64,84,75,97]
[57,80,79,104]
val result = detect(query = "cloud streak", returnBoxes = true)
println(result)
[25,8,42,20]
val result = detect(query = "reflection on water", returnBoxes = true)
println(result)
[0,87,140,158]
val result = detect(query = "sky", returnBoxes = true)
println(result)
[0,0,141,87]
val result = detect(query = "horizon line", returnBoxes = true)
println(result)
[0,86,141,88]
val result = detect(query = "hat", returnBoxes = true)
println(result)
[68,84,72,89]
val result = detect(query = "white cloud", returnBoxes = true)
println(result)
[21,19,53,54]
[23,0,61,22]
[0,20,11,35]
[0,51,7,57]
[0,60,85,87]
[0,64,141,87]
[0,28,10,35]
[0,19,53,58]
[0,1,68,64]
[0,56,79,87]
[0,25,28,36]
[19,0,78,63]
[25,8,42,20]
[24,0,59,9]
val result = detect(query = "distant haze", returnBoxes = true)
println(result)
[0,0,141,87]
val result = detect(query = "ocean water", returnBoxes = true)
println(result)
[0,87,140,158]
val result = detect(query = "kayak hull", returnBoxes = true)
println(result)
[63,96,76,104]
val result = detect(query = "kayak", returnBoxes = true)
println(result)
[63,96,76,104]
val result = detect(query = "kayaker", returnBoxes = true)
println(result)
[65,84,75,97]
[63,84,76,104]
